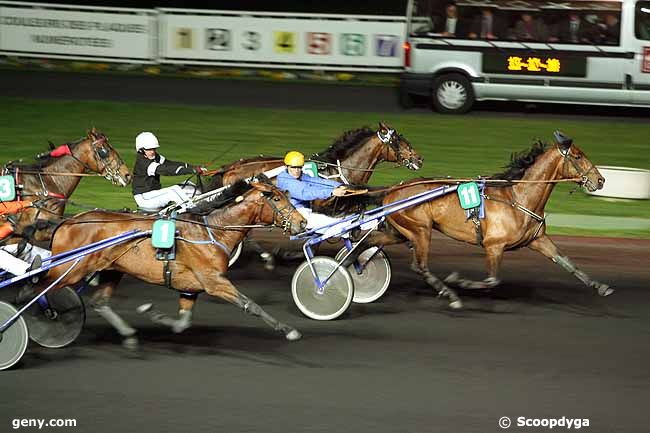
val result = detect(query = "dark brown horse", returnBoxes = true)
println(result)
[3,128,130,243]
[207,122,423,213]
[364,132,609,308]
[37,177,306,348]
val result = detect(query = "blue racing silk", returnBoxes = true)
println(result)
[277,168,341,209]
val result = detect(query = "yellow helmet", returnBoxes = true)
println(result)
[284,151,305,167]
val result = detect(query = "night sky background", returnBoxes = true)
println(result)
[41,0,409,15]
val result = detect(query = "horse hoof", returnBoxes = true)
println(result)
[597,285,614,297]
[285,329,302,341]
[122,336,139,351]
[444,272,460,284]
[449,300,463,310]
[136,303,153,314]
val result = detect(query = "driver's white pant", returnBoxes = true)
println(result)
[0,243,51,275]
[298,208,349,238]
[133,184,196,211]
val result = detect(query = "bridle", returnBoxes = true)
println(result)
[376,128,419,169]
[259,190,298,234]
[557,144,599,191]
[69,134,127,186]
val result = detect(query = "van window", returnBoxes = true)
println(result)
[636,1,650,39]
[410,0,621,45]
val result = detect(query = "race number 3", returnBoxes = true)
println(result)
[274,31,297,53]
[457,182,481,209]
[175,28,194,49]
[0,175,16,201]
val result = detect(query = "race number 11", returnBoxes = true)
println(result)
[457,182,481,209]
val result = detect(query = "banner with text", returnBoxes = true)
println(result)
[159,10,406,71]
[0,3,156,61]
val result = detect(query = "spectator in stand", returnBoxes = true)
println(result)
[600,14,621,44]
[434,3,464,37]
[550,12,590,43]
[468,7,504,40]
[511,12,549,41]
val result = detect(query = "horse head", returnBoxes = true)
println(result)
[377,122,423,170]
[71,128,131,187]
[249,174,307,235]
[554,131,605,192]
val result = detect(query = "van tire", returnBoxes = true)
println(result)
[398,86,415,109]
[432,73,474,114]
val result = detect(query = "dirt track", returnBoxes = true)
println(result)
[2,230,649,433]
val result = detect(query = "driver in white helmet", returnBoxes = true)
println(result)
[132,132,207,211]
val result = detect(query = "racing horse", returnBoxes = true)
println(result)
[2,128,130,243]
[207,122,423,214]
[206,122,423,266]
[362,131,610,309]
[33,176,306,349]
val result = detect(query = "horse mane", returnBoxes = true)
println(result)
[7,135,89,170]
[491,140,549,181]
[312,127,376,163]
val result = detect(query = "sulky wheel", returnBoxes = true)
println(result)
[335,246,392,304]
[228,242,243,267]
[0,301,29,370]
[291,256,354,321]
[18,287,85,349]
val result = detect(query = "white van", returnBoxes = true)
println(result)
[400,0,650,113]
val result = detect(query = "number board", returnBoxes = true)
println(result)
[482,52,587,77]
[0,175,16,201]
[457,182,481,210]
[152,219,176,249]
[302,161,318,178]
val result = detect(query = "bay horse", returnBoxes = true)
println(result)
[205,122,423,265]
[207,122,423,214]
[36,176,306,349]
[363,131,610,309]
[2,128,130,243]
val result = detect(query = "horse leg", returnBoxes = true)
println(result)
[88,272,139,349]
[445,244,503,289]
[244,237,275,271]
[205,275,301,341]
[137,294,196,334]
[407,228,463,309]
[528,235,613,296]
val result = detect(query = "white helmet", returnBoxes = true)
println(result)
[135,132,160,151]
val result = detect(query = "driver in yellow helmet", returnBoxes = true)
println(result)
[277,150,352,233]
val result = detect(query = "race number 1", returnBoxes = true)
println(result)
[457,182,481,209]
[0,175,16,201]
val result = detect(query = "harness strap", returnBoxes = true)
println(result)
[202,215,231,256]
[484,194,546,238]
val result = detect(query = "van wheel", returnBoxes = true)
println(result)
[432,73,474,114]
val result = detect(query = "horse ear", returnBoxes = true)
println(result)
[553,130,573,150]
[48,140,56,150]
[378,121,388,132]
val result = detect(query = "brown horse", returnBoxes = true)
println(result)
[205,122,422,266]
[207,122,423,213]
[3,128,130,243]
[364,131,609,309]
[37,176,306,348]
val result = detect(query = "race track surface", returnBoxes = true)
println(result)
[1,232,648,433]
[2,69,650,121]
[1,70,649,433]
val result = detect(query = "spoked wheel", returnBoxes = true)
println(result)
[335,246,392,304]
[17,287,85,348]
[228,242,243,267]
[0,301,29,370]
[292,256,354,321]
